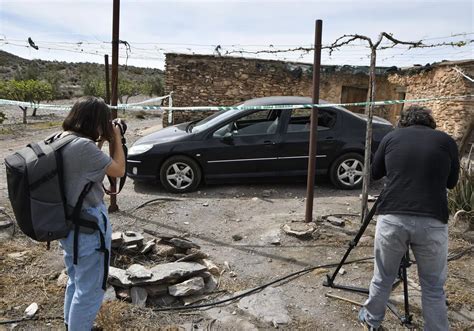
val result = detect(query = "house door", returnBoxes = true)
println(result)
[341,86,368,114]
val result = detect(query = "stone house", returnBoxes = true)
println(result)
[163,53,473,148]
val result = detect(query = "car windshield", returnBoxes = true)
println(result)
[191,108,241,133]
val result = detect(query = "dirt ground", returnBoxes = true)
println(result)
[0,104,473,330]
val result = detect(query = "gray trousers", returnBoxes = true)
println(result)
[362,214,448,331]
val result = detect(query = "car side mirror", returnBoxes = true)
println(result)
[222,132,234,143]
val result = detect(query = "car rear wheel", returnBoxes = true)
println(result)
[160,156,201,193]
[329,153,364,189]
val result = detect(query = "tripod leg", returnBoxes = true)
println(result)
[400,252,413,327]
[323,199,379,287]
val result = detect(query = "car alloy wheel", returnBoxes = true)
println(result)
[160,155,202,193]
[166,162,194,190]
[337,158,363,187]
[329,152,364,189]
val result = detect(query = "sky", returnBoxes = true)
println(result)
[0,0,473,69]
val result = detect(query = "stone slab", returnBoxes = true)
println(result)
[238,287,290,325]
[109,262,207,287]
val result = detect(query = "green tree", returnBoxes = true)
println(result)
[118,78,142,104]
[44,71,64,99]
[142,75,164,97]
[3,80,53,123]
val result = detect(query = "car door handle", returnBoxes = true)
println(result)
[263,140,275,145]
[325,136,334,140]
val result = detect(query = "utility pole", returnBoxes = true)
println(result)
[304,19,322,223]
[104,54,111,104]
[109,0,120,213]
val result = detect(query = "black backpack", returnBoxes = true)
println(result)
[5,133,108,289]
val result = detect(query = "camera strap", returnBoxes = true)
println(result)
[103,136,128,196]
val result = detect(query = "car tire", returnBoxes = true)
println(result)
[160,155,202,193]
[329,153,364,190]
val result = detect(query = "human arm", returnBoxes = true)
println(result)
[106,123,126,178]
[371,136,387,181]
[446,138,460,189]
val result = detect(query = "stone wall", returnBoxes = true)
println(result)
[388,60,474,142]
[163,53,399,126]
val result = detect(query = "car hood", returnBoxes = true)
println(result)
[134,122,190,145]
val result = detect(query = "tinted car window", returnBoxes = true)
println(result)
[213,109,279,137]
[287,108,337,133]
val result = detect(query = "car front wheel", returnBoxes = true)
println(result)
[159,156,202,193]
[329,153,364,189]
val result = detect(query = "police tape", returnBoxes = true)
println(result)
[0,94,471,112]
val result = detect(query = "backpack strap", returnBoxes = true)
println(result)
[103,136,128,196]
[71,182,109,290]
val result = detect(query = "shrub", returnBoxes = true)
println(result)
[448,160,473,228]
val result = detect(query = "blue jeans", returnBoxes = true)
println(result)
[360,214,448,331]
[59,203,111,331]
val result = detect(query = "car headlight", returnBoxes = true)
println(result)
[128,144,154,156]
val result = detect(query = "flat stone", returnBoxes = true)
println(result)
[169,277,205,297]
[122,231,144,246]
[131,287,148,307]
[200,259,220,276]
[176,250,208,262]
[126,264,153,280]
[141,240,156,254]
[153,244,177,257]
[24,303,38,318]
[282,222,316,237]
[203,273,218,293]
[238,287,290,325]
[326,216,345,227]
[111,232,123,248]
[260,229,281,245]
[169,238,200,249]
[57,270,68,288]
[109,262,207,287]
[144,284,168,297]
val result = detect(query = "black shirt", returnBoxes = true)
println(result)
[372,125,460,223]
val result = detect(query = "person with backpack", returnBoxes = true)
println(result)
[59,97,125,330]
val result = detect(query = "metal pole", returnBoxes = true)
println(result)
[109,0,120,213]
[304,19,322,223]
[104,54,111,104]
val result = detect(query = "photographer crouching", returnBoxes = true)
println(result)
[359,106,460,331]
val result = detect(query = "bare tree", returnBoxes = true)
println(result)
[328,33,446,221]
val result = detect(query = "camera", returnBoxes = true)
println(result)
[111,118,127,136]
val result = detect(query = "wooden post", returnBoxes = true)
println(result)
[109,0,120,213]
[305,19,322,223]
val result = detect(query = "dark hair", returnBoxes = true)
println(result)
[398,105,437,129]
[63,96,113,141]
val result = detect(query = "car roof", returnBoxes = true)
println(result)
[239,96,334,106]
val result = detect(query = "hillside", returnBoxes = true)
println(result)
[0,50,164,99]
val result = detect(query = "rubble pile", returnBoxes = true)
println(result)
[106,231,220,307]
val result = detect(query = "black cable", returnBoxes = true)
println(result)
[152,256,373,312]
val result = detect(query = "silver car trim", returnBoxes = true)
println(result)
[207,155,327,163]
[127,160,142,164]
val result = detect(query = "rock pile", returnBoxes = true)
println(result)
[106,231,220,307]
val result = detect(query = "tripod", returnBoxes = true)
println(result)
[323,199,414,328]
